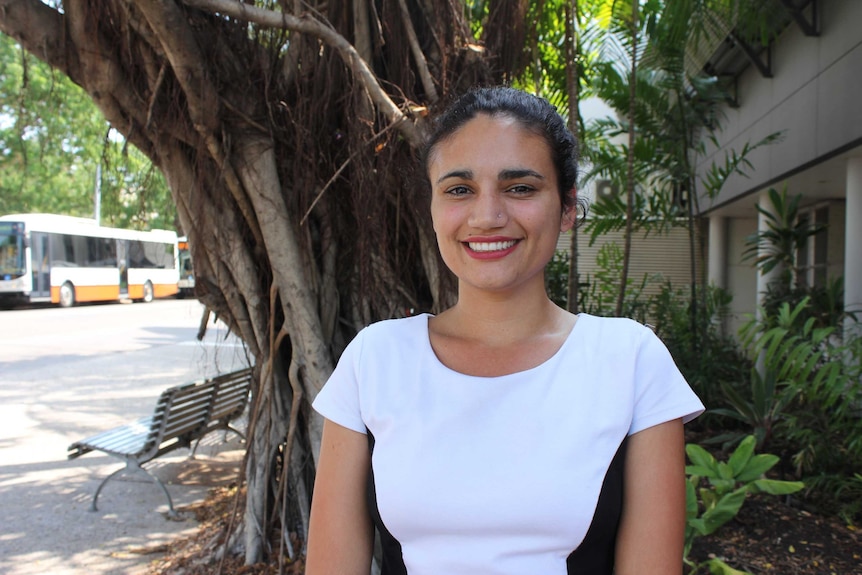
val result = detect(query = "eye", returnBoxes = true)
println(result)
[444,185,472,197]
[507,184,535,196]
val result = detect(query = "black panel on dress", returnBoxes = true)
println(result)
[367,430,408,575]
[565,437,628,574]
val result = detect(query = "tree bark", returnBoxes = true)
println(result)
[616,0,638,318]
[565,0,580,314]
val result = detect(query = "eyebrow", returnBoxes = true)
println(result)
[436,168,545,185]
[436,169,473,184]
[499,168,545,181]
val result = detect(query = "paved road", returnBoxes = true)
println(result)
[0,299,251,575]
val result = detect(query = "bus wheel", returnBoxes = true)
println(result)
[59,282,76,308]
[142,281,154,303]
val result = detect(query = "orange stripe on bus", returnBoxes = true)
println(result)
[127,285,143,300]
[73,285,122,302]
[154,284,179,298]
[126,284,179,299]
[50,285,121,303]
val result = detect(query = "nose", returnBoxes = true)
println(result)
[468,190,507,229]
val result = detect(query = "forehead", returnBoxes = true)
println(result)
[428,114,554,175]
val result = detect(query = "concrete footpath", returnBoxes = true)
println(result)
[0,300,251,575]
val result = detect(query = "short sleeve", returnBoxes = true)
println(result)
[312,331,368,434]
[628,326,704,435]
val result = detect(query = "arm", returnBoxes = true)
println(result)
[306,419,374,575]
[614,418,686,575]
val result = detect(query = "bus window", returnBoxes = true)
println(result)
[0,222,25,280]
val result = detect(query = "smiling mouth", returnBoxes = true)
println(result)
[466,240,518,252]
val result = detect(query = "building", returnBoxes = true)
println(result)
[695,0,861,337]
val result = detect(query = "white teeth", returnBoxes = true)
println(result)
[468,240,517,252]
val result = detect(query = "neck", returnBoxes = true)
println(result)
[443,281,568,345]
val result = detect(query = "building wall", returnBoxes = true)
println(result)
[698,0,862,209]
[560,226,697,313]
[826,200,846,282]
[724,218,758,337]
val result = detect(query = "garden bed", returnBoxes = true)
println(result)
[149,485,861,575]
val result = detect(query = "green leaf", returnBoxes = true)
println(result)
[728,436,755,474]
[686,478,698,519]
[735,454,780,483]
[686,443,718,473]
[687,517,710,537]
[698,488,747,535]
[750,479,804,495]
[707,557,754,575]
[700,488,718,510]
[686,465,715,477]
[709,478,737,495]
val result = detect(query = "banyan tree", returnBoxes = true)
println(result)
[0,0,533,565]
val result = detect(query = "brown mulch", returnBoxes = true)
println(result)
[146,485,304,575]
[148,485,861,575]
[687,494,861,574]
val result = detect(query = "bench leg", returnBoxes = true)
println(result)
[90,460,179,519]
[189,425,246,459]
[90,466,127,512]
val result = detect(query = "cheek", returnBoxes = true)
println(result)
[430,203,459,234]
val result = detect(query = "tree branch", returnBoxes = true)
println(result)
[181,0,420,145]
[132,0,265,248]
[0,0,77,80]
[395,0,438,102]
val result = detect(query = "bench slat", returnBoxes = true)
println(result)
[68,368,252,464]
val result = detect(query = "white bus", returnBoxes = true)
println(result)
[0,213,179,308]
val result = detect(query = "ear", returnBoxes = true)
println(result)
[560,190,577,232]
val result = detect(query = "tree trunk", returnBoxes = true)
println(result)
[616,0,638,317]
[565,0,580,314]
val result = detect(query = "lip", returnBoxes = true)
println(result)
[462,237,520,260]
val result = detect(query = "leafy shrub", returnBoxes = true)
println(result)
[545,250,572,309]
[720,299,862,521]
[544,245,655,321]
[685,436,804,574]
[650,281,750,413]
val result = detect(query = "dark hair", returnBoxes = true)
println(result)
[421,86,580,210]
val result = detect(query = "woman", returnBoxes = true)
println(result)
[306,87,704,575]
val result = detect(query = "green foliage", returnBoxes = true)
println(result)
[650,281,750,410]
[544,244,654,319]
[684,436,804,574]
[716,298,862,521]
[711,367,797,450]
[710,299,840,450]
[743,187,822,287]
[761,274,852,332]
[699,133,784,199]
[580,242,655,321]
[0,34,175,230]
[545,250,572,308]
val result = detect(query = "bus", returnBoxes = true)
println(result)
[0,213,179,308]
[177,236,195,298]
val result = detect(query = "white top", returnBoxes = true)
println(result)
[313,313,704,575]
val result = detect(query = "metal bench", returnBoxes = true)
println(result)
[67,367,253,517]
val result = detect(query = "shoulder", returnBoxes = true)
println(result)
[573,314,671,367]
[576,313,654,343]
[344,314,429,359]
[357,313,429,342]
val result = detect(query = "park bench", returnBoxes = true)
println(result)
[67,367,253,517]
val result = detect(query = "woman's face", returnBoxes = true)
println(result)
[428,114,575,295]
